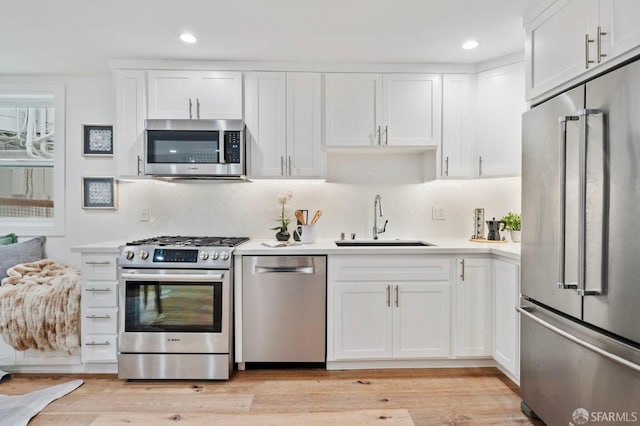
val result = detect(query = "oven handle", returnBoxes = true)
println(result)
[120,272,224,282]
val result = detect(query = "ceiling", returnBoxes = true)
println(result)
[1,0,547,74]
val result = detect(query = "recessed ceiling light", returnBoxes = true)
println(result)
[462,40,479,50]
[179,33,197,44]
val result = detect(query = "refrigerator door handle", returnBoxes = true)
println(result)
[517,306,640,373]
[577,109,605,296]
[557,115,580,290]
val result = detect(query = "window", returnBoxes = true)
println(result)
[0,85,65,235]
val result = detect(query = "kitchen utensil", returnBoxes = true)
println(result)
[311,210,322,224]
[295,210,306,226]
[485,217,506,241]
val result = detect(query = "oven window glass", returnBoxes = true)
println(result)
[125,282,222,332]
[146,130,220,164]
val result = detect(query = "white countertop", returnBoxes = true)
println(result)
[234,237,520,261]
[71,237,520,260]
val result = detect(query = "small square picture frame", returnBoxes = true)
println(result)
[82,177,118,210]
[82,124,113,156]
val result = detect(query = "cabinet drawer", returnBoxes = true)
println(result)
[83,308,118,334]
[83,281,117,307]
[82,255,118,280]
[83,334,117,362]
[331,255,450,282]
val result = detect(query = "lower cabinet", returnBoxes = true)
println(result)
[492,259,520,380]
[455,257,493,357]
[328,255,451,361]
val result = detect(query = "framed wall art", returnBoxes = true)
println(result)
[82,124,113,156]
[81,177,118,210]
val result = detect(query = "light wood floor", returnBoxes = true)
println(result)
[4,367,544,425]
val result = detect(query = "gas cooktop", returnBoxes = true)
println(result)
[120,236,249,269]
[126,236,249,248]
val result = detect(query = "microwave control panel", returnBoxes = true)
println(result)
[224,131,242,164]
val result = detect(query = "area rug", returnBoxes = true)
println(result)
[0,378,83,426]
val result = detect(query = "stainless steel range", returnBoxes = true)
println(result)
[117,236,249,380]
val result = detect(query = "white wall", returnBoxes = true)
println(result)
[4,74,521,267]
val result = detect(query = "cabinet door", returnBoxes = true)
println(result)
[286,73,324,178]
[525,0,597,99]
[114,70,146,177]
[393,282,450,358]
[194,71,242,119]
[325,73,382,147]
[441,74,472,178]
[493,260,520,380]
[455,258,492,357]
[147,71,193,119]
[475,62,526,177]
[245,72,287,178]
[382,74,441,147]
[333,282,392,360]
[599,0,640,62]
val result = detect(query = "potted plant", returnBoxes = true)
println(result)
[501,211,521,243]
[271,191,293,241]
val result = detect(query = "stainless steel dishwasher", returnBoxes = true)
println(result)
[242,256,326,363]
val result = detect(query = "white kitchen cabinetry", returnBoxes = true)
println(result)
[525,0,640,100]
[246,72,324,178]
[147,71,242,120]
[80,252,119,370]
[114,70,146,176]
[325,73,441,148]
[455,258,492,357]
[441,74,472,178]
[329,256,451,361]
[474,62,525,177]
[493,259,520,381]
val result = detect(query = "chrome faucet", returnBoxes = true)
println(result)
[373,194,388,240]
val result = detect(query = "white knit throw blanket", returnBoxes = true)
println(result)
[0,259,81,354]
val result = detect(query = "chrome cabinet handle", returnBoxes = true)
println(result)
[460,259,465,282]
[280,156,285,176]
[386,285,391,307]
[394,285,399,308]
[585,34,595,69]
[196,98,201,119]
[85,314,111,319]
[137,155,142,176]
[444,156,449,176]
[597,26,607,63]
[288,156,292,176]
[577,109,605,296]
[557,115,580,290]
[517,306,640,373]
[85,341,111,346]
[85,261,111,266]
[377,125,382,145]
[189,98,193,119]
[383,125,388,145]
[86,288,111,292]
[478,156,483,176]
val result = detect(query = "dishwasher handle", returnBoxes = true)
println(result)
[254,266,314,274]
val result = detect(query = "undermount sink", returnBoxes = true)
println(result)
[335,240,435,247]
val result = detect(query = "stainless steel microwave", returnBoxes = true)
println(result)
[144,119,245,178]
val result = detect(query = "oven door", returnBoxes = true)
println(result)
[118,269,230,354]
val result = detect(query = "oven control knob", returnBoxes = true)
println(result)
[220,251,229,260]
[125,250,134,260]
[199,251,209,261]
[211,251,220,260]
[139,250,149,260]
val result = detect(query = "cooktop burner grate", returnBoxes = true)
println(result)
[126,236,250,247]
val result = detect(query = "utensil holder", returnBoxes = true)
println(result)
[300,224,316,244]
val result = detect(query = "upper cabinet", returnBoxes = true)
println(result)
[441,74,472,178]
[474,62,526,177]
[114,70,146,177]
[245,72,324,178]
[325,73,441,148]
[525,0,640,100]
[147,71,242,119]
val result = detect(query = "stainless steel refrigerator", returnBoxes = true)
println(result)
[521,58,640,425]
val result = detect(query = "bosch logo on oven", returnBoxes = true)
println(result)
[167,338,181,342]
